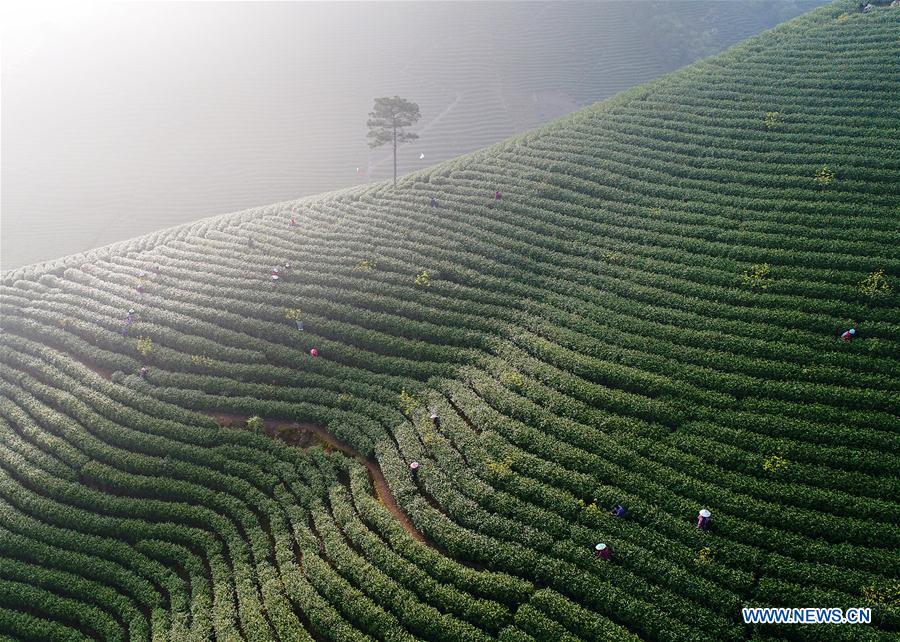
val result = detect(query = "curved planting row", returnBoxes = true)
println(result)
[1,1,898,640]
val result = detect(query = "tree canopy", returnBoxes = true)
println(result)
[367,95,420,186]
[366,96,420,148]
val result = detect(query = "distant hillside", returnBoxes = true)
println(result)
[2,0,826,269]
[1,1,898,641]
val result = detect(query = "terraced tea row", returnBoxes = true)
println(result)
[1,1,897,640]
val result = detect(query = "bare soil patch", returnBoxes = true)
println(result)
[208,412,427,544]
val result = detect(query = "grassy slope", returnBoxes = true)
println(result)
[1,1,898,641]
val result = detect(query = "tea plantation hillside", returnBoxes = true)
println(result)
[1,1,898,640]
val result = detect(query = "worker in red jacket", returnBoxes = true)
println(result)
[840,328,856,342]
[594,543,611,560]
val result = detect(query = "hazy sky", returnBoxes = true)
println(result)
[1,0,823,270]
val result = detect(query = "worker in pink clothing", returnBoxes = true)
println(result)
[840,328,856,342]
[309,348,318,357]
[594,543,611,560]
[697,509,711,530]
[494,191,502,201]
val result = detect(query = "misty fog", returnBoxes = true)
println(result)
[1,1,823,270]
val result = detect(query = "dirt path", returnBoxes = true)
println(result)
[207,412,428,545]
[64,354,431,546]
[58,350,478,568]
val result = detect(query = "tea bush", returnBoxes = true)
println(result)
[0,2,897,639]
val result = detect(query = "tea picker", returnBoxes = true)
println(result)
[309,348,318,357]
[697,509,711,531]
[594,543,611,560]
[296,319,304,331]
[430,196,439,208]
[122,309,135,336]
[840,327,856,342]
[494,191,502,201]
[611,504,626,519]
[139,366,148,379]
[429,411,440,428]
[409,461,420,480]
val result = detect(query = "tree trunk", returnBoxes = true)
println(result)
[392,123,397,188]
